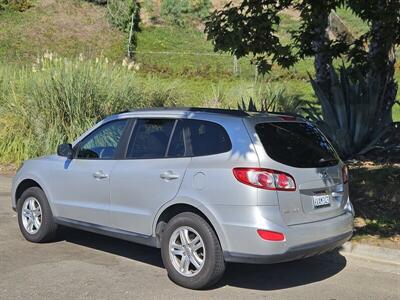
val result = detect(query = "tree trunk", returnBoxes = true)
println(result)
[369,19,397,123]
[312,13,332,98]
[127,12,136,59]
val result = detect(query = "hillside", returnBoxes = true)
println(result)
[0,0,125,63]
[0,0,399,119]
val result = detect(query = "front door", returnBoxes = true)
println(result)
[50,119,129,227]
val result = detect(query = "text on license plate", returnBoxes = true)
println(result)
[313,195,330,208]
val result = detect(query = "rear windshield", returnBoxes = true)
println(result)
[255,122,339,168]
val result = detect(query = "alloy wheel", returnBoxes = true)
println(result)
[21,197,42,234]
[168,226,206,277]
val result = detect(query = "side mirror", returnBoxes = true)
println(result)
[57,143,74,159]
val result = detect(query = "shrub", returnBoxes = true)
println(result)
[161,0,211,26]
[107,0,140,32]
[0,54,182,165]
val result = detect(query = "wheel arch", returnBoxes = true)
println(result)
[153,201,228,250]
[13,176,54,214]
[15,179,44,204]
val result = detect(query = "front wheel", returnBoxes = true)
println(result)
[17,187,58,243]
[161,212,225,289]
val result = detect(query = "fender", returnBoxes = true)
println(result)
[12,171,57,215]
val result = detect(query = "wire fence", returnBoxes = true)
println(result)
[133,50,261,80]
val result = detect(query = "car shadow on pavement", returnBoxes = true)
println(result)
[59,226,347,291]
[58,226,165,268]
[217,252,346,290]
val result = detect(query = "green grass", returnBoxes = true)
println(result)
[335,7,369,38]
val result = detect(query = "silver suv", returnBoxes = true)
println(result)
[11,108,354,289]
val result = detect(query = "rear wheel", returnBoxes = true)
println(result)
[161,212,225,289]
[17,187,57,243]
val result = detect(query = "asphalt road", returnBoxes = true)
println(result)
[0,176,399,300]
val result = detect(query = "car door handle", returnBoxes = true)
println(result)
[93,171,109,180]
[160,171,179,180]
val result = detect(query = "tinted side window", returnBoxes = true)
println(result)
[76,119,128,159]
[255,122,339,168]
[127,119,175,159]
[185,119,231,156]
[167,121,186,157]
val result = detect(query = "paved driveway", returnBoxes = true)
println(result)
[0,175,399,299]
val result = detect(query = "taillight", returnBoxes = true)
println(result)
[232,168,296,191]
[257,229,285,241]
[342,165,349,184]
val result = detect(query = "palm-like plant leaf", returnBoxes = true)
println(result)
[305,65,396,159]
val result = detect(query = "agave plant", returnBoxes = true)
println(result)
[237,85,305,113]
[304,66,397,159]
[237,97,274,112]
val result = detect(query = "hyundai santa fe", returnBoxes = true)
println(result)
[11,107,354,289]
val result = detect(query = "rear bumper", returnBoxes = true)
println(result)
[210,205,354,264]
[224,231,352,264]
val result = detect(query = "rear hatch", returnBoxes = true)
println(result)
[253,119,348,226]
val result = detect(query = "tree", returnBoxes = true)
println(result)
[205,1,295,73]
[347,0,400,122]
[205,0,346,96]
[107,0,141,59]
[293,1,346,95]
[127,1,141,59]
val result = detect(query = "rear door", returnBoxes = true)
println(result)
[109,118,191,235]
[251,120,348,225]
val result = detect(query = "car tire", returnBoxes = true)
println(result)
[17,187,58,243]
[161,212,225,289]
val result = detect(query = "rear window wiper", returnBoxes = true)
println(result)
[318,158,337,164]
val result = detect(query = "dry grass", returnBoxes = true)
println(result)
[0,0,125,62]
[349,161,400,247]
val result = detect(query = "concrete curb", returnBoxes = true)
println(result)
[340,242,400,266]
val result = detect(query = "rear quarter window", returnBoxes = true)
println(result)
[255,122,339,168]
[172,119,231,157]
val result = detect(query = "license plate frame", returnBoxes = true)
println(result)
[312,194,331,209]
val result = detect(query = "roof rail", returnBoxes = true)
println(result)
[128,107,249,117]
[266,111,306,119]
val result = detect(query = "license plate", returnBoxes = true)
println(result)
[313,194,330,208]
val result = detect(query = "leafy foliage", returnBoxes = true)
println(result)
[304,65,398,159]
[346,0,400,70]
[346,1,400,123]
[107,0,140,32]
[0,0,31,11]
[293,1,347,60]
[107,0,141,58]
[205,0,294,74]
[205,1,347,74]
[161,0,211,26]
[127,1,141,58]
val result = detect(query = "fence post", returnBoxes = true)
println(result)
[233,55,239,76]
[254,65,259,82]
